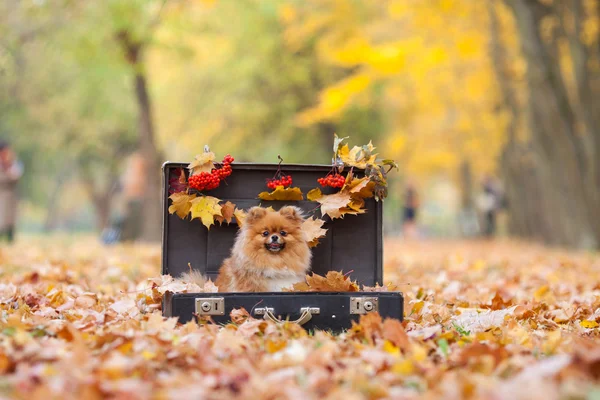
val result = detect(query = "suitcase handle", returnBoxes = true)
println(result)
[257,307,320,326]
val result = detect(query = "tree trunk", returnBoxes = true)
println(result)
[134,71,163,242]
[488,0,551,242]
[117,30,163,242]
[506,0,597,249]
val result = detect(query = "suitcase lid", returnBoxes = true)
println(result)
[161,162,383,286]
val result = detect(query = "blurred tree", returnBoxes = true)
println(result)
[149,0,384,164]
[0,0,138,233]
[501,0,600,248]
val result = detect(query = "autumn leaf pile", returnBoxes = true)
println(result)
[1,238,600,399]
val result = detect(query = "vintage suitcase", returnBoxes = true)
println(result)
[161,162,403,330]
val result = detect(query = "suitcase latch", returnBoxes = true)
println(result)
[350,297,379,314]
[195,297,225,316]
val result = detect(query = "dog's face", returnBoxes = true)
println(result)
[242,206,308,257]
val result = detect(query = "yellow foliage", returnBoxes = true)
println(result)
[282,0,509,178]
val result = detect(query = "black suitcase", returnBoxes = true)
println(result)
[161,162,403,331]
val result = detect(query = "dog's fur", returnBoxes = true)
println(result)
[182,206,311,292]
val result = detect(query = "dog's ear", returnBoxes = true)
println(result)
[246,206,268,225]
[279,206,304,223]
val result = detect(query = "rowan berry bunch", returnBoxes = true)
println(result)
[266,175,292,190]
[318,174,345,188]
[188,154,234,191]
[266,155,293,190]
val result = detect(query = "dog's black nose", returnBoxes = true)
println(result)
[271,235,279,242]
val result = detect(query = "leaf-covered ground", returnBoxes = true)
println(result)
[1,238,599,399]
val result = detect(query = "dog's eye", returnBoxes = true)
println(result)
[262,231,269,237]
[280,231,287,236]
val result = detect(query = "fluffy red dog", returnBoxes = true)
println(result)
[183,206,311,292]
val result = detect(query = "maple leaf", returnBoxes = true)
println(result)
[338,144,378,169]
[233,208,247,227]
[346,177,369,193]
[382,318,410,351]
[168,168,188,194]
[168,192,196,219]
[190,195,222,229]
[301,217,327,247]
[292,271,359,292]
[257,186,303,201]
[188,152,216,176]
[215,201,236,225]
[316,191,352,219]
[346,196,365,211]
[307,188,323,201]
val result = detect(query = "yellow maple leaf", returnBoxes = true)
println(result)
[168,192,196,219]
[233,208,247,228]
[392,359,414,375]
[215,201,236,225]
[345,176,369,192]
[301,217,327,247]
[258,186,303,201]
[188,152,215,176]
[338,144,378,169]
[307,188,323,201]
[580,320,599,329]
[190,196,222,229]
[383,340,400,356]
[533,285,549,301]
[347,196,365,211]
[265,339,287,353]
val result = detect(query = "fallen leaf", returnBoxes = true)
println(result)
[534,285,550,301]
[190,196,222,229]
[382,318,410,351]
[292,271,359,292]
[75,293,97,309]
[188,152,215,175]
[580,320,599,329]
[110,298,137,315]
[451,306,517,333]
[258,186,303,201]
[215,201,236,225]
[168,192,196,219]
[457,342,509,368]
[301,217,327,247]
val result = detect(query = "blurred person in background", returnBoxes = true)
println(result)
[402,181,420,239]
[0,140,24,243]
[478,175,502,238]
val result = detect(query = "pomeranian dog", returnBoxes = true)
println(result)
[182,206,311,292]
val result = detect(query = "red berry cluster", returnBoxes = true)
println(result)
[318,174,345,188]
[267,175,292,190]
[189,154,234,191]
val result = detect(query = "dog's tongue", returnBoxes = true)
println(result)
[268,243,282,249]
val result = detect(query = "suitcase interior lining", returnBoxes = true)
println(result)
[162,163,383,286]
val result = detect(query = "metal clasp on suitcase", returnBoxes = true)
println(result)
[350,297,379,314]
[195,298,225,316]
[254,306,320,326]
